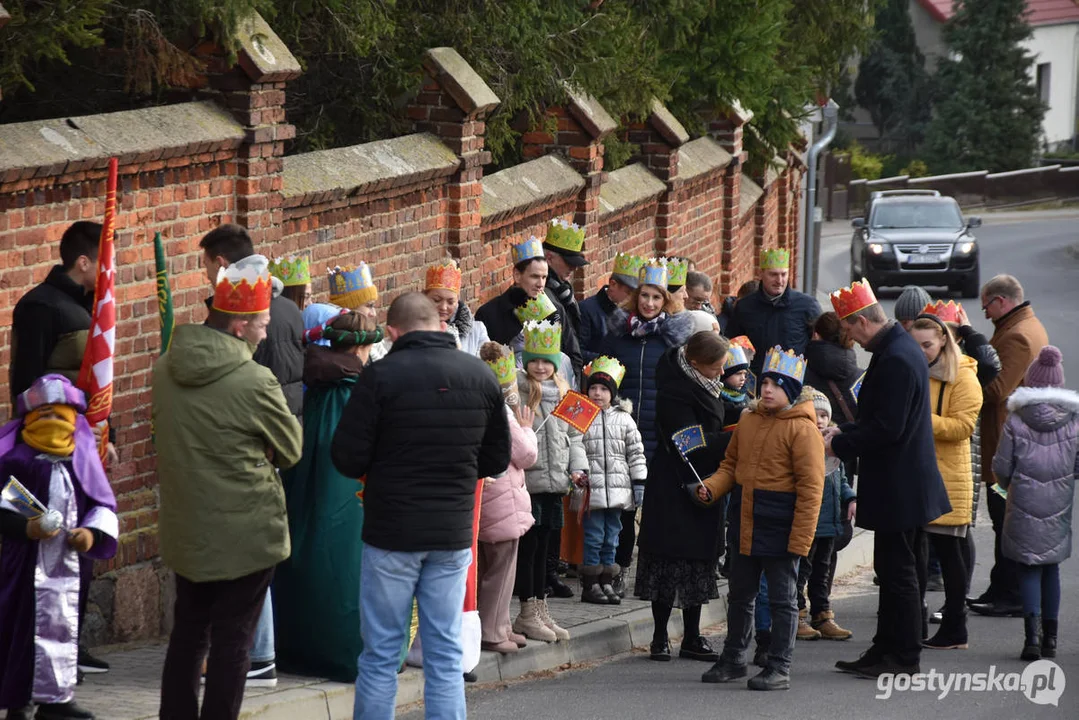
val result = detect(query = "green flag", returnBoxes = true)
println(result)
[154,232,175,354]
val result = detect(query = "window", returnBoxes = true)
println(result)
[1037,63,1051,105]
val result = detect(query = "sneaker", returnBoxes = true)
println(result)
[77,647,109,675]
[701,659,747,683]
[678,636,719,662]
[246,661,278,688]
[747,667,790,691]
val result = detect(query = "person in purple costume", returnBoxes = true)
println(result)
[0,375,118,720]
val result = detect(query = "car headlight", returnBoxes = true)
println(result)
[956,241,975,254]
[868,243,886,255]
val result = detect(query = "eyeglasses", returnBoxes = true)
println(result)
[981,296,1001,312]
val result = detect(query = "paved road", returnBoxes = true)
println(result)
[400,214,1079,719]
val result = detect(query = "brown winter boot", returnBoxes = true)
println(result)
[812,610,853,640]
[797,608,821,640]
[512,599,556,643]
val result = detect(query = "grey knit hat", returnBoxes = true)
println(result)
[810,388,833,420]
[894,285,932,322]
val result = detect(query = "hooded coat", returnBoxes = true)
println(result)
[993,386,1079,566]
[803,339,861,424]
[153,324,303,583]
[516,373,588,496]
[928,355,982,527]
[582,399,648,511]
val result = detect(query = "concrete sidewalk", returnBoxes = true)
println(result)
[73,528,874,719]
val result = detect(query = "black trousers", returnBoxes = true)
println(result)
[614,509,636,568]
[160,567,274,720]
[516,524,552,601]
[797,537,835,616]
[986,488,1020,603]
[919,533,968,630]
[872,529,923,666]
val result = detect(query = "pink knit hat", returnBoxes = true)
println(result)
[1025,345,1065,388]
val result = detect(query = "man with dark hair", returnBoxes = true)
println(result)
[542,220,587,366]
[685,271,716,315]
[10,220,117,679]
[332,292,510,719]
[579,253,641,362]
[824,281,951,679]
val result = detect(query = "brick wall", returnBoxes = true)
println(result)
[0,31,806,643]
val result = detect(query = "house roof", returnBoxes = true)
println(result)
[915,0,1079,26]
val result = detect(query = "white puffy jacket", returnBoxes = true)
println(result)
[583,399,648,510]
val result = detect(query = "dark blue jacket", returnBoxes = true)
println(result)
[831,323,952,532]
[579,288,618,363]
[816,459,856,538]
[600,310,694,463]
[726,287,821,376]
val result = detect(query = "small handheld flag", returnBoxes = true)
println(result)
[851,370,866,401]
[536,391,601,433]
[744,370,757,398]
[671,426,707,488]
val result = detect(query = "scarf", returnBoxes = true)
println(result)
[22,405,77,457]
[720,384,748,405]
[629,312,667,338]
[677,346,724,399]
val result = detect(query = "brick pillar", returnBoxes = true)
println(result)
[708,103,752,295]
[627,99,690,257]
[202,12,301,250]
[407,48,499,300]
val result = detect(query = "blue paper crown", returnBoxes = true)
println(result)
[762,346,806,384]
[639,259,669,288]
[328,263,377,307]
[511,237,545,265]
[723,345,749,371]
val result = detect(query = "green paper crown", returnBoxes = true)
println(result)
[522,320,562,365]
[612,253,643,286]
[586,355,626,388]
[544,218,585,253]
[514,292,557,323]
[760,248,790,271]
[665,257,689,287]
[268,255,311,287]
[485,345,517,387]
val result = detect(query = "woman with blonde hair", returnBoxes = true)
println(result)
[908,313,982,650]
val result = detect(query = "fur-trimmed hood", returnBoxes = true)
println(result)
[606,308,695,348]
[611,397,634,415]
[1007,386,1079,432]
[748,386,816,416]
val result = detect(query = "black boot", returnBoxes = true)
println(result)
[579,565,609,605]
[923,610,969,650]
[7,707,34,720]
[1042,618,1057,658]
[34,702,95,720]
[753,629,771,668]
[1021,613,1042,661]
[611,568,626,598]
[599,564,621,605]
[546,573,574,599]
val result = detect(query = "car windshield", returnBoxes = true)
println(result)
[871,202,963,229]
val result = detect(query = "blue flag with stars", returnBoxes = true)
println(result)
[671,425,706,459]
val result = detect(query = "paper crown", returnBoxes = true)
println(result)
[484,344,517,387]
[514,292,557,323]
[723,345,750,372]
[425,260,462,294]
[760,248,790,271]
[522,320,562,365]
[544,219,585,254]
[214,254,273,314]
[328,264,377,309]
[511,237,545,266]
[830,278,878,319]
[665,257,689,288]
[585,356,626,388]
[729,335,755,355]
[639,258,669,289]
[921,300,963,323]
[762,346,807,384]
[611,253,644,286]
[268,255,311,287]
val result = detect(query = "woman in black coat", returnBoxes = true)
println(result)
[803,311,861,427]
[635,332,731,662]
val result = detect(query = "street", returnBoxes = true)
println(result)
[400,212,1079,719]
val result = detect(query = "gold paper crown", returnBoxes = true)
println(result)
[611,253,644,285]
[484,344,517,387]
[585,356,626,388]
[514,292,557,323]
[213,255,273,314]
[425,260,462,294]
[522,320,562,365]
[762,346,806,384]
[639,258,669,288]
[921,299,962,323]
[328,263,378,309]
[511,237,545,266]
[268,255,311,287]
[760,248,790,271]
[830,278,878,319]
[544,218,586,253]
[724,345,750,371]
[665,257,689,288]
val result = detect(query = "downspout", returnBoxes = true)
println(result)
[803,100,839,297]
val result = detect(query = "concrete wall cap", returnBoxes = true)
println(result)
[422,47,500,116]
[598,163,666,217]
[677,137,732,182]
[235,11,302,83]
[562,82,617,140]
[648,98,690,147]
[740,175,765,216]
[480,155,584,219]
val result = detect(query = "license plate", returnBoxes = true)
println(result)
[907,254,941,265]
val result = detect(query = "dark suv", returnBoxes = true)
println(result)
[849,190,982,298]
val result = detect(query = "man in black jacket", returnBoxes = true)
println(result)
[825,284,951,679]
[331,293,510,718]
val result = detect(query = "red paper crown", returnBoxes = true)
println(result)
[425,261,462,294]
[921,300,962,323]
[830,278,878,319]
[213,257,273,315]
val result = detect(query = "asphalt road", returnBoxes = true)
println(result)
[399,212,1079,719]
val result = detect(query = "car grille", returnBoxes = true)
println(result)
[894,244,952,254]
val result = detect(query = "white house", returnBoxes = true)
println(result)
[912,0,1079,151]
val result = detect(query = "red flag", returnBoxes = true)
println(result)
[77,157,118,463]
[551,391,601,434]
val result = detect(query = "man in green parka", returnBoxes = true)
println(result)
[152,254,302,720]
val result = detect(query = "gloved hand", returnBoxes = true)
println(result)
[633,485,644,509]
[26,516,62,541]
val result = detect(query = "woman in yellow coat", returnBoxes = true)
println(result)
[909,314,982,650]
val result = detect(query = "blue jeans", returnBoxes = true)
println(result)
[250,588,274,663]
[1018,563,1061,620]
[723,553,800,674]
[354,545,471,720]
[582,508,622,566]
